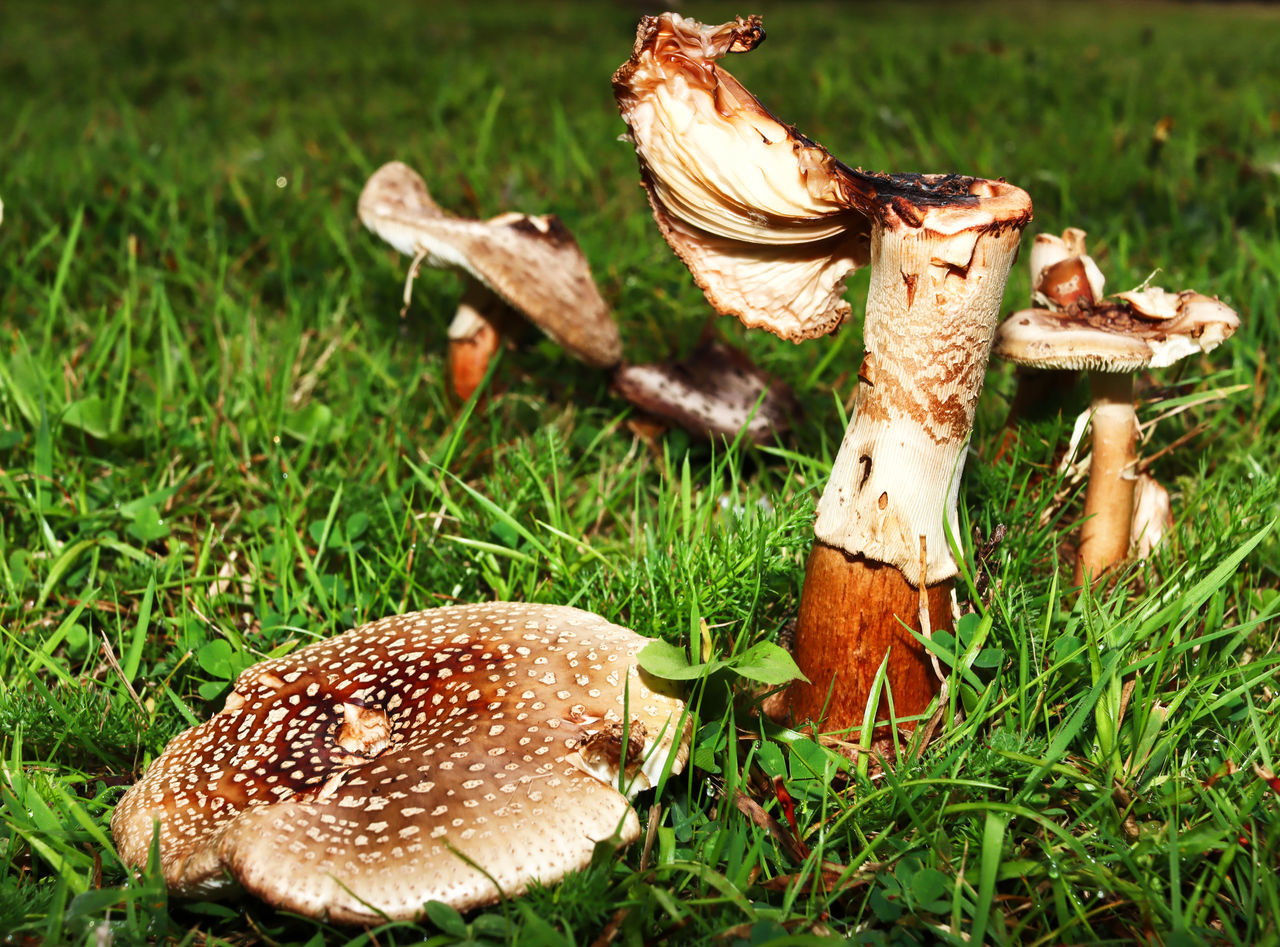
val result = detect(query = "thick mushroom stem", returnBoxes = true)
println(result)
[1074,371,1138,585]
[794,544,953,732]
[787,184,1029,735]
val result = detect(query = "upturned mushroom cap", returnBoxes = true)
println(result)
[613,13,873,341]
[994,289,1240,373]
[612,13,1031,343]
[359,162,622,369]
[112,603,688,923]
[613,337,798,443]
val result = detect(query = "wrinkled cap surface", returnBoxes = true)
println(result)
[612,13,1030,342]
[359,162,622,368]
[613,338,798,443]
[994,289,1240,372]
[112,603,688,923]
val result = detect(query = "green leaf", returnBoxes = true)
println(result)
[422,899,468,937]
[282,402,334,443]
[728,642,808,685]
[60,396,113,439]
[909,866,949,906]
[638,640,710,681]
[971,646,1007,669]
[197,639,233,678]
[344,511,370,541]
[126,505,170,543]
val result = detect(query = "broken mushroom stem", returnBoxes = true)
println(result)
[789,177,1032,735]
[1075,370,1138,586]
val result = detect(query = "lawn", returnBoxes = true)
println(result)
[2,1,1279,943]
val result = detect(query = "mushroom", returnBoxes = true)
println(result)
[1130,472,1174,560]
[993,290,1239,584]
[358,162,623,400]
[111,603,689,923]
[612,336,798,443]
[613,13,1032,736]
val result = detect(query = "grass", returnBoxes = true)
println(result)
[1,0,1278,943]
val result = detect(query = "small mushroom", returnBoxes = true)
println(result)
[612,336,798,443]
[1130,472,1174,560]
[613,13,1033,735]
[112,603,689,923]
[993,290,1239,584]
[1029,227,1106,311]
[358,162,622,400]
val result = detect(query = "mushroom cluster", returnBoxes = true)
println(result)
[613,12,1032,736]
[112,603,688,923]
[995,253,1240,584]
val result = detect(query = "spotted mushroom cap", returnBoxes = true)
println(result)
[358,162,622,369]
[111,603,689,924]
[993,289,1240,373]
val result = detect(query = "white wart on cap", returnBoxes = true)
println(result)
[111,603,688,923]
[359,162,622,370]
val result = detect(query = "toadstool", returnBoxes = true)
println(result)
[993,289,1239,584]
[358,162,623,400]
[112,603,689,923]
[613,12,1032,737]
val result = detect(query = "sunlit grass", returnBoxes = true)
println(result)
[1,1,1278,943]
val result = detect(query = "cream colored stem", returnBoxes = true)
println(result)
[813,209,1026,587]
[1075,372,1138,586]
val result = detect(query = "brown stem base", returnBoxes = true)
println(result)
[783,543,952,737]
[448,324,502,402]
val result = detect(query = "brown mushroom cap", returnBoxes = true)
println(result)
[1029,228,1105,309]
[613,338,798,442]
[994,290,1240,373]
[359,162,622,369]
[111,603,689,923]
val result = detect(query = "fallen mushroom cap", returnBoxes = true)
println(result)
[613,337,798,443]
[993,290,1240,372]
[112,603,689,923]
[359,161,622,368]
